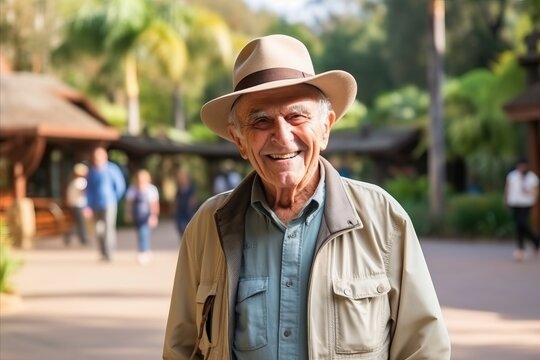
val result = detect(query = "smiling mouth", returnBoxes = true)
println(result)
[268,151,300,160]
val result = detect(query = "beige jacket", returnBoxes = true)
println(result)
[163,158,451,359]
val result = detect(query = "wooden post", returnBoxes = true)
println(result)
[529,121,540,232]
[13,161,26,199]
[428,0,446,217]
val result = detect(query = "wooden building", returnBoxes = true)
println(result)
[0,72,119,246]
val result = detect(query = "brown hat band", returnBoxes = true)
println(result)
[234,67,313,91]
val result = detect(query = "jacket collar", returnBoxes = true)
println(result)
[315,157,362,250]
[216,157,361,228]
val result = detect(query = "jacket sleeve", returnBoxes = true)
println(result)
[163,223,201,360]
[388,212,451,359]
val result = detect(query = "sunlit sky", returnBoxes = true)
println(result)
[243,0,356,25]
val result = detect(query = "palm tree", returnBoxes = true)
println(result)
[159,4,233,131]
[56,0,188,135]
[427,0,446,217]
[56,0,232,134]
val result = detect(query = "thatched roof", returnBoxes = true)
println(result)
[0,72,118,141]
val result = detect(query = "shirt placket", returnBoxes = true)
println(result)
[278,221,303,359]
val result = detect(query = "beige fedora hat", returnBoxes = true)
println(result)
[200,34,357,142]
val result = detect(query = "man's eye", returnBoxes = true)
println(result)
[287,113,309,123]
[250,118,273,129]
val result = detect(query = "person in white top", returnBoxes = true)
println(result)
[64,163,89,246]
[124,169,160,264]
[504,157,540,261]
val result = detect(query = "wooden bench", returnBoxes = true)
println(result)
[0,195,73,241]
[33,198,73,238]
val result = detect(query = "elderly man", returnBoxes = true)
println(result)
[163,34,450,360]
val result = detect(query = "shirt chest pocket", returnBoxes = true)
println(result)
[332,276,391,354]
[234,277,269,351]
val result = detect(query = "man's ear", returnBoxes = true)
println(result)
[228,125,248,159]
[320,111,336,151]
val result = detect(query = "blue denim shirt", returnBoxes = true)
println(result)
[233,175,325,360]
[86,161,126,211]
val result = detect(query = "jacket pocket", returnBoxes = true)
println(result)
[195,282,217,355]
[332,276,391,354]
[234,277,268,351]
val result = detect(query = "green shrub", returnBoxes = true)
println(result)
[400,200,438,236]
[0,220,23,294]
[384,175,428,203]
[447,193,513,238]
[384,176,437,236]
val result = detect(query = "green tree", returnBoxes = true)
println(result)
[317,10,391,105]
[55,0,189,135]
[171,5,233,131]
[369,86,429,129]
[55,0,233,134]
[445,53,525,191]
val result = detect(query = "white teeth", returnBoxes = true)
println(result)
[269,152,298,159]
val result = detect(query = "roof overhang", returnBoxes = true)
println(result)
[0,125,119,141]
[504,82,540,122]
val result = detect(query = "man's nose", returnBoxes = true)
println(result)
[272,118,294,145]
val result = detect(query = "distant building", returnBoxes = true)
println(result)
[0,71,119,244]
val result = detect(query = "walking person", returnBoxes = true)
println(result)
[504,157,540,261]
[125,169,160,264]
[85,146,126,262]
[64,163,89,246]
[174,167,197,239]
[163,34,450,359]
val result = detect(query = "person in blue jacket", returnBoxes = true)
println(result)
[85,146,126,262]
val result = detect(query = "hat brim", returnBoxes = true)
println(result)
[200,70,357,142]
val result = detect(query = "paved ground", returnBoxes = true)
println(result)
[1,219,539,359]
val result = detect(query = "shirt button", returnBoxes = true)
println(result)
[377,284,385,293]
[284,330,291,337]
[286,280,293,287]
[344,288,352,296]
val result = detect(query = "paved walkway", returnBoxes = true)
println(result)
[1,219,539,359]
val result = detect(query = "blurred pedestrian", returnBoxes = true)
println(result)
[504,157,540,261]
[64,163,89,246]
[85,146,126,262]
[213,159,241,194]
[174,167,197,238]
[125,169,160,264]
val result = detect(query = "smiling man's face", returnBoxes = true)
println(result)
[229,84,335,198]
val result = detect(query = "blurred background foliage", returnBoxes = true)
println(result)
[1,0,538,238]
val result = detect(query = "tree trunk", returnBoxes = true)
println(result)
[428,0,446,217]
[127,95,140,136]
[173,84,186,131]
[125,55,140,135]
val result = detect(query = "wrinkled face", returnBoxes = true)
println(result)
[228,84,335,194]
